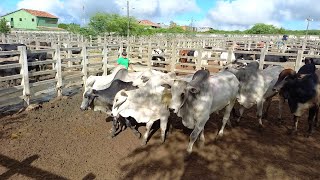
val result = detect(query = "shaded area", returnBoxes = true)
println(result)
[0,154,68,180]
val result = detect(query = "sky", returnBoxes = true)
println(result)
[0,0,320,31]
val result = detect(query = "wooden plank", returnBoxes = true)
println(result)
[87,54,104,58]
[33,88,56,97]
[28,49,55,53]
[28,69,56,77]
[29,79,56,87]
[61,57,82,62]
[0,63,21,69]
[0,74,22,82]
[0,85,23,96]
[60,47,81,51]
[28,59,55,66]
[63,73,83,81]
[0,51,20,56]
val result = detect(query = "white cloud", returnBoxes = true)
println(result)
[200,0,320,30]
[16,0,200,25]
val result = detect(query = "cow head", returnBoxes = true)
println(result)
[112,90,129,117]
[168,80,188,113]
[272,69,296,92]
[80,88,98,111]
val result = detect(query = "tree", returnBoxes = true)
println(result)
[88,13,138,36]
[0,18,10,34]
[58,23,68,30]
[245,23,279,34]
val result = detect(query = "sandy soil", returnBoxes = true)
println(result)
[1,92,320,180]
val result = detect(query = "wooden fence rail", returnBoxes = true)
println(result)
[2,34,320,110]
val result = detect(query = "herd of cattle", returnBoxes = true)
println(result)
[80,59,320,154]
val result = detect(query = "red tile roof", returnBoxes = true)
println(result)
[22,8,58,19]
[138,20,160,27]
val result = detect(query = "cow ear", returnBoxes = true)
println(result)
[121,91,128,97]
[141,76,149,83]
[189,87,200,94]
[161,84,171,89]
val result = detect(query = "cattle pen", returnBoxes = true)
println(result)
[2,32,320,111]
[1,32,320,179]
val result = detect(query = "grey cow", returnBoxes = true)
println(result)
[170,70,239,154]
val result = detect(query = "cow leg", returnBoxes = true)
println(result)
[187,118,207,154]
[278,96,284,121]
[290,115,299,135]
[217,99,235,138]
[125,118,141,138]
[160,117,168,143]
[262,98,272,119]
[199,130,205,144]
[111,116,119,138]
[257,100,264,127]
[236,106,245,124]
[315,106,319,128]
[142,120,154,145]
[307,106,318,136]
[187,124,204,154]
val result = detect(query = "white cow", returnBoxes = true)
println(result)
[233,62,284,126]
[112,75,173,145]
[170,70,239,154]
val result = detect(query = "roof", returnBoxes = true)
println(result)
[138,20,160,27]
[1,8,58,19]
[22,9,58,19]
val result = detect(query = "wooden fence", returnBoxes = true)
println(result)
[2,33,320,110]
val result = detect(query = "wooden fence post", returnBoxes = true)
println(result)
[259,48,267,70]
[18,46,30,106]
[147,41,152,69]
[89,35,93,47]
[36,39,40,50]
[295,50,303,71]
[1,33,5,43]
[82,44,88,85]
[54,44,63,97]
[66,42,72,68]
[171,42,176,73]
[196,48,202,70]
[102,45,108,76]
[226,48,233,65]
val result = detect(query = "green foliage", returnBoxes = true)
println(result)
[60,13,320,37]
[58,23,68,29]
[0,18,10,34]
[89,13,137,36]
[245,23,279,34]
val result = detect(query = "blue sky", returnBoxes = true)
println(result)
[0,0,319,30]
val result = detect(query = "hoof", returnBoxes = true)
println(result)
[215,133,223,141]
[108,135,115,139]
[287,129,298,136]
[304,133,311,138]
[262,113,268,119]
[141,140,147,146]
[184,152,192,161]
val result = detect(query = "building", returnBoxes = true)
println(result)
[138,20,161,28]
[196,27,213,32]
[1,8,59,30]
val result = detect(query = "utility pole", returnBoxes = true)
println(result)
[305,16,313,39]
[190,17,194,32]
[127,0,130,40]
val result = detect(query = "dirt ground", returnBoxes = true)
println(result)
[1,91,320,180]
